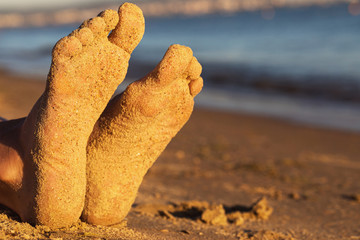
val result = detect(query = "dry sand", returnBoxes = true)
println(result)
[0,71,360,239]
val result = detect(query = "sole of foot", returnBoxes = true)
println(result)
[82,44,203,225]
[0,2,144,228]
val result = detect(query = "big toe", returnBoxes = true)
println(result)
[108,2,145,54]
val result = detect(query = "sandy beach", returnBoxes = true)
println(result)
[0,71,359,239]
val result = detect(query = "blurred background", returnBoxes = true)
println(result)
[0,0,360,131]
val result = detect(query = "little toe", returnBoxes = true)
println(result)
[155,44,193,85]
[189,77,204,97]
[70,27,93,46]
[98,9,119,32]
[52,36,82,62]
[81,17,107,38]
[108,3,145,54]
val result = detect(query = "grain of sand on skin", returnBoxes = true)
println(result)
[82,44,203,225]
[0,2,144,228]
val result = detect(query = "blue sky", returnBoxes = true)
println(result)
[0,0,115,11]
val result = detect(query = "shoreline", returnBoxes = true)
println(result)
[197,86,360,133]
[2,70,360,133]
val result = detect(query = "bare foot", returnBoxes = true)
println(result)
[82,44,203,225]
[0,3,144,228]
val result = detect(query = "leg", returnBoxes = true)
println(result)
[0,3,144,228]
[83,44,203,225]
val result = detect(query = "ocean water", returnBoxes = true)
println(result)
[1,4,360,131]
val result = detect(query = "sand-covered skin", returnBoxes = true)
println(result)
[0,2,144,228]
[82,44,203,225]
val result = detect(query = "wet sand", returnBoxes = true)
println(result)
[0,71,359,239]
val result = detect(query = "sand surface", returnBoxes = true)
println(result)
[0,72,360,239]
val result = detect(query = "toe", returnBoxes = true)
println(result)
[98,9,119,32]
[189,77,203,97]
[108,3,145,54]
[186,57,202,80]
[52,36,82,62]
[156,44,193,85]
[70,27,93,46]
[81,17,107,38]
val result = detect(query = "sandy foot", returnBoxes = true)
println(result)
[0,3,144,228]
[82,44,203,225]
